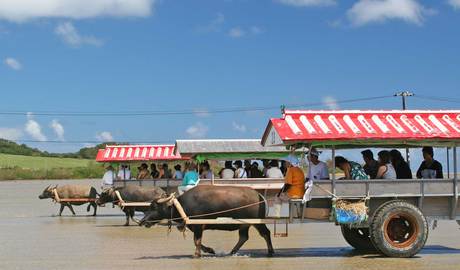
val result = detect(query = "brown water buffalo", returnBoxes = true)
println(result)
[39,185,98,216]
[140,185,274,258]
[96,185,166,226]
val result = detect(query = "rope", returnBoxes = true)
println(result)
[144,197,275,224]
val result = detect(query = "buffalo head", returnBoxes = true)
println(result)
[96,187,116,206]
[38,185,57,200]
[140,193,175,228]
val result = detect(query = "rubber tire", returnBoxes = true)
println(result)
[341,226,376,251]
[370,200,428,258]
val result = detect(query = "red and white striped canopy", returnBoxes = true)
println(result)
[262,110,460,147]
[96,145,186,162]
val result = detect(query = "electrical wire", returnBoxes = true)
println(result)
[413,95,460,104]
[0,95,392,117]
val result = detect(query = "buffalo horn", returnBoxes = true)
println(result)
[156,193,175,204]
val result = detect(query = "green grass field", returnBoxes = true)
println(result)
[0,153,92,169]
[0,154,104,180]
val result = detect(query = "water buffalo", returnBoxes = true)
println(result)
[96,185,166,226]
[140,185,274,258]
[39,185,98,216]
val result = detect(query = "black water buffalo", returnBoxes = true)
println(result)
[39,185,98,216]
[140,185,274,258]
[96,185,166,226]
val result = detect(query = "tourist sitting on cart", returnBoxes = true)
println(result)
[250,162,264,178]
[159,163,172,179]
[137,163,151,180]
[150,164,160,179]
[390,149,412,179]
[274,155,305,217]
[178,162,199,195]
[117,164,131,180]
[234,160,247,178]
[335,156,369,180]
[306,148,329,180]
[220,161,235,179]
[376,150,397,179]
[266,160,284,179]
[417,146,443,179]
[361,149,379,179]
[200,162,213,179]
[102,165,115,189]
[173,164,183,179]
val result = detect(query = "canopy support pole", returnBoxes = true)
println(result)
[447,147,451,179]
[332,146,336,196]
[451,147,458,220]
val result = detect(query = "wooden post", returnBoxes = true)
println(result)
[447,147,450,179]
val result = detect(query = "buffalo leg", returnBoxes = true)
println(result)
[193,227,203,258]
[201,244,216,255]
[254,224,274,257]
[130,210,140,224]
[58,204,65,216]
[124,210,130,226]
[91,202,97,216]
[67,204,76,216]
[230,226,250,255]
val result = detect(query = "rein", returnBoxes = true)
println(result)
[144,197,274,225]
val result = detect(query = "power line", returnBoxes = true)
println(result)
[413,95,460,104]
[0,95,393,117]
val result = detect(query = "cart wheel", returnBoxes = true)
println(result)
[341,226,376,251]
[370,200,428,258]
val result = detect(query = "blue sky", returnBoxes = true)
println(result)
[1,0,460,159]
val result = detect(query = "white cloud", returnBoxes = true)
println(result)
[228,27,245,38]
[347,0,433,26]
[323,96,339,110]
[275,0,336,7]
[0,0,155,22]
[193,108,211,118]
[4,57,22,70]
[25,114,47,141]
[449,0,460,9]
[250,26,263,35]
[186,122,209,139]
[0,128,23,140]
[196,13,225,33]
[50,119,65,141]
[96,131,114,142]
[55,22,103,47]
[232,122,247,133]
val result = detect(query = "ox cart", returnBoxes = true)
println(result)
[152,110,460,258]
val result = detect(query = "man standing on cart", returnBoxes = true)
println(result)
[273,155,305,217]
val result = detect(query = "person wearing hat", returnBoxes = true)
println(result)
[307,148,329,180]
[234,160,247,178]
[117,164,131,180]
[101,165,115,189]
[178,162,200,195]
[273,155,305,217]
[361,149,379,179]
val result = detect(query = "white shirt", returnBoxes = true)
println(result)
[117,169,131,180]
[235,168,247,179]
[102,170,115,185]
[308,161,329,180]
[266,167,284,179]
[221,168,235,179]
[382,163,397,179]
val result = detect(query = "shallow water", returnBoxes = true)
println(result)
[1,179,460,270]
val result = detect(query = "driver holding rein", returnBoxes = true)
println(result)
[273,155,305,217]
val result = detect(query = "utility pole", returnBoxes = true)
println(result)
[394,91,414,166]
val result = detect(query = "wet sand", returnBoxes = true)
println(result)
[1,179,460,270]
